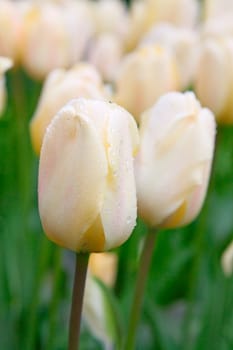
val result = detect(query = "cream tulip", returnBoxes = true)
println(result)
[38,98,138,252]
[114,45,179,122]
[30,63,107,155]
[20,0,93,71]
[60,0,94,66]
[140,23,200,89]
[87,33,123,82]
[135,91,216,229]
[125,0,149,51]
[195,38,233,124]
[20,2,71,79]
[91,0,129,41]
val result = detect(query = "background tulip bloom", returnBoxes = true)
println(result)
[114,45,179,122]
[195,38,233,124]
[140,23,200,89]
[135,91,216,228]
[88,252,118,287]
[38,98,138,252]
[30,63,107,155]
[87,33,123,83]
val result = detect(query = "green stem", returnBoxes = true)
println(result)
[68,253,89,350]
[124,229,157,350]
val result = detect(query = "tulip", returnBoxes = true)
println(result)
[125,0,149,51]
[140,23,200,89]
[195,38,233,124]
[91,0,129,41]
[30,63,107,155]
[20,2,68,79]
[0,57,13,116]
[126,0,199,51]
[114,45,179,122]
[135,91,216,228]
[60,0,94,66]
[87,33,123,82]
[21,2,90,80]
[38,98,138,252]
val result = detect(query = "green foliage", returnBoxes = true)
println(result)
[1,69,233,350]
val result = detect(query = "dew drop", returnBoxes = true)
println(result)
[126,216,131,225]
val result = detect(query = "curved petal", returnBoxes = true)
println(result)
[38,99,108,252]
[100,106,138,249]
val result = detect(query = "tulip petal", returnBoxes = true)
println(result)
[100,106,137,249]
[38,100,108,252]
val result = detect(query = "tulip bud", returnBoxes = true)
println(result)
[60,0,94,65]
[135,91,216,229]
[30,63,107,155]
[140,23,200,89]
[0,57,13,116]
[114,45,179,122]
[195,38,233,124]
[38,98,138,252]
[91,0,129,41]
[21,0,94,71]
[125,0,149,51]
[87,33,123,83]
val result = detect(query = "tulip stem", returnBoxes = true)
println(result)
[68,253,89,350]
[124,229,157,350]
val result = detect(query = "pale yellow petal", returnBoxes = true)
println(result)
[38,99,108,252]
[100,106,137,249]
